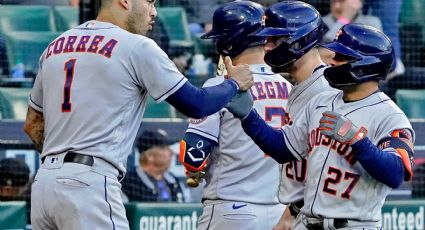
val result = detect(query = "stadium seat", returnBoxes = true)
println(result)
[395,89,425,119]
[192,35,215,57]
[400,0,425,24]
[0,5,55,34]
[4,31,61,76]
[144,96,176,118]
[0,87,31,120]
[53,6,79,31]
[156,7,193,53]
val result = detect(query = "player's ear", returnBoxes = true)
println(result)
[118,0,130,10]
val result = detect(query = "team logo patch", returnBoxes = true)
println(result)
[261,15,267,26]
[189,117,207,124]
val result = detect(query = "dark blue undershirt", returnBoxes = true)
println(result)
[166,80,238,119]
[351,138,405,189]
[241,109,296,164]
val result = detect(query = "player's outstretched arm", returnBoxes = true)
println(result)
[180,132,217,187]
[319,111,414,189]
[225,95,297,163]
[166,56,253,119]
[23,106,45,153]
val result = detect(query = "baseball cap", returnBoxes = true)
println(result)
[136,129,170,153]
[0,158,30,187]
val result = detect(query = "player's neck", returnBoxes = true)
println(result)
[291,49,322,84]
[232,47,266,65]
[96,9,128,31]
[343,81,380,101]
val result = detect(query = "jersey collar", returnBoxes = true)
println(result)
[77,20,119,29]
[249,64,275,75]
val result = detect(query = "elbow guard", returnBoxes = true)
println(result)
[179,132,216,171]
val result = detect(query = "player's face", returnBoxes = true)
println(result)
[318,47,334,65]
[264,36,289,53]
[329,52,351,66]
[127,0,157,35]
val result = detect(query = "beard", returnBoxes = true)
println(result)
[127,4,148,35]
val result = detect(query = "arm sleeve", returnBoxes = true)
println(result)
[186,78,222,142]
[240,109,297,164]
[351,137,405,189]
[130,38,188,102]
[28,51,45,112]
[166,80,238,119]
[180,132,217,171]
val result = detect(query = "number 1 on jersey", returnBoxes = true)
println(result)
[62,59,76,112]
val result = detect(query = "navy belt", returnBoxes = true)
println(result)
[42,152,94,166]
[306,219,349,230]
[42,152,124,180]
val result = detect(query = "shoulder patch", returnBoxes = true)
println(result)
[391,129,414,150]
[391,129,412,140]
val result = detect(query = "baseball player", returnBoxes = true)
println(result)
[253,2,334,230]
[179,1,290,229]
[225,23,415,230]
[23,0,255,229]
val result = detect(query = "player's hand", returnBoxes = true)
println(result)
[319,111,367,145]
[224,56,254,91]
[185,168,206,187]
[225,91,253,119]
[179,139,210,187]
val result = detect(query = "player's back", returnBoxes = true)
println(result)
[30,21,184,172]
[188,64,292,204]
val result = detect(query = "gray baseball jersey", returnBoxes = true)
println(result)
[278,64,335,204]
[281,90,414,221]
[187,64,292,204]
[29,21,187,173]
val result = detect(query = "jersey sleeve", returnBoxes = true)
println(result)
[28,52,45,112]
[130,38,187,102]
[375,113,415,180]
[186,78,224,142]
[280,102,312,160]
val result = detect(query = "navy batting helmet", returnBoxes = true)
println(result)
[255,1,324,70]
[201,1,266,58]
[322,24,395,89]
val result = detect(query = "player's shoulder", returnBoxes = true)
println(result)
[312,89,340,103]
[376,92,405,114]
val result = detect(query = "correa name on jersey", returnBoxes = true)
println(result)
[45,35,118,59]
[249,81,290,101]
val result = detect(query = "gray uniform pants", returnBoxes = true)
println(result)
[31,153,129,230]
[197,200,284,230]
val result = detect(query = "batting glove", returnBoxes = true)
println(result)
[319,111,368,145]
[184,168,206,187]
[225,91,253,119]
